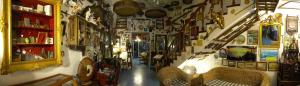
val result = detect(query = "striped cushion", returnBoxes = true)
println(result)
[206,79,251,86]
[170,79,189,86]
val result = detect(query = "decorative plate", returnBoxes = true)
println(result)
[236,35,246,44]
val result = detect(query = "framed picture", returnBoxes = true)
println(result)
[244,62,256,69]
[155,35,167,52]
[259,22,281,48]
[247,30,258,45]
[237,62,245,68]
[226,46,257,61]
[219,48,227,58]
[67,16,78,45]
[260,49,278,62]
[156,18,164,29]
[116,18,127,29]
[256,62,267,71]
[37,32,48,44]
[228,60,236,67]
[286,16,298,35]
[268,62,279,71]
[222,59,228,66]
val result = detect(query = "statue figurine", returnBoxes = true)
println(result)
[289,37,298,50]
[286,37,299,64]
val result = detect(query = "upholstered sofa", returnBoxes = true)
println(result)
[157,67,270,86]
[157,67,192,86]
[198,67,270,86]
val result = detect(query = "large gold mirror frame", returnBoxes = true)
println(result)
[1,0,62,74]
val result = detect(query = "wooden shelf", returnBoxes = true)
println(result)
[13,43,53,46]
[14,26,52,31]
[12,9,53,18]
[11,58,56,65]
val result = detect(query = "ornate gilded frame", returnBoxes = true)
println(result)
[1,0,62,74]
[259,22,281,48]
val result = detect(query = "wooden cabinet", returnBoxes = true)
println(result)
[0,0,62,74]
[278,63,300,86]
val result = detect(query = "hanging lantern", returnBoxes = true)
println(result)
[113,0,140,16]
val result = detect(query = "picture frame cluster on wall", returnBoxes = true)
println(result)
[222,59,279,71]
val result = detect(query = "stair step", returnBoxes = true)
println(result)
[226,4,241,8]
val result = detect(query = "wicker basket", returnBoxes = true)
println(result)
[145,9,167,18]
[113,0,140,16]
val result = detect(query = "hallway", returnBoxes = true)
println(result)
[118,64,160,86]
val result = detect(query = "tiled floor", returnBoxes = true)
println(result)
[118,58,160,86]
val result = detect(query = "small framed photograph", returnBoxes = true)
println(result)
[222,59,228,66]
[244,62,256,69]
[268,62,279,71]
[37,32,48,44]
[228,60,236,67]
[247,30,258,45]
[256,62,267,71]
[237,62,245,68]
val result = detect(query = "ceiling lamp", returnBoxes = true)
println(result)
[145,9,167,18]
[113,0,140,16]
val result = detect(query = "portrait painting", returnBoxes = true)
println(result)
[259,23,281,48]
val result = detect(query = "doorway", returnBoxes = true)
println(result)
[131,33,150,67]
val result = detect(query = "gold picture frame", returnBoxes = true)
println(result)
[244,62,256,70]
[268,62,279,71]
[67,16,78,45]
[259,22,281,48]
[228,60,236,67]
[237,62,245,68]
[256,62,267,71]
[222,59,228,66]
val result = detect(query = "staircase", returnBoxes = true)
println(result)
[256,0,279,12]
[161,0,264,67]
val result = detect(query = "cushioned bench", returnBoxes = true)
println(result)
[200,67,270,86]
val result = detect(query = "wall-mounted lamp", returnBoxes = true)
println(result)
[183,65,197,75]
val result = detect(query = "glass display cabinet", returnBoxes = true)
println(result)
[1,0,61,74]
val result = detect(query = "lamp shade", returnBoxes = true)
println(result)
[183,65,197,74]
[113,0,140,16]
